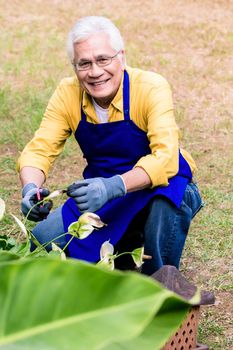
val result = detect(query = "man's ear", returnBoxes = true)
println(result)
[119,50,126,69]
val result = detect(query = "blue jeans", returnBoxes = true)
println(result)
[114,182,203,275]
[32,182,203,275]
[31,206,66,251]
[142,182,203,274]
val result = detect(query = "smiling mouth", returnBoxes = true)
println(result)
[89,79,110,86]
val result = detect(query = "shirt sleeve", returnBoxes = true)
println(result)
[134,78,180,188]
[16,83,73,178]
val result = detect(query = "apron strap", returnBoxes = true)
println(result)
[123,70,130,121]
[81,105,86,121]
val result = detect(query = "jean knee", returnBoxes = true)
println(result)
[182,182,204,218]
[31,206,66,249]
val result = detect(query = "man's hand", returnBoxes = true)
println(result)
[21,183,52,222]
[67,175,126,213]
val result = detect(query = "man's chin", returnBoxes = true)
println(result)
[84,83,118,107]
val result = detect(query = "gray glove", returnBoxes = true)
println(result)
[67,175,126,213]
[21,183,52,222]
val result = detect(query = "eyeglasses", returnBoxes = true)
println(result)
[73,51,121,71]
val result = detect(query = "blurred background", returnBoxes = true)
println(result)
[0,1,232,348]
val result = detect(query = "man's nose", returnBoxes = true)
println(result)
[88,62,104,77]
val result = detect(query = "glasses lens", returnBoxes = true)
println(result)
[75,53,119,71]
[77,62,91,71]
[96,57,112,67]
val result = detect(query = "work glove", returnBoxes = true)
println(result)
[21,183,53,222]
[67,175,126,213]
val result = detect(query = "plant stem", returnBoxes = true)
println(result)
[23,199,45,225]
[33,232,68,254]
[27,232,69,258]
[113,251,136,260]
[62,235,74,252]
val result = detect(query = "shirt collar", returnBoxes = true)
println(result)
[82,90,91,109]
[82,90,97,122]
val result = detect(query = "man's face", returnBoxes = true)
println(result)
[73,33,125,108]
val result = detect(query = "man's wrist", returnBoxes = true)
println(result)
[117,175,127,194]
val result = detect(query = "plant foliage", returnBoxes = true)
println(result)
[0,258,192,350]
[0,197,197,349]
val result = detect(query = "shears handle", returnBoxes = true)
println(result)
[36,189,43,208]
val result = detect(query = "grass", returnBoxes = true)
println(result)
[0,1,232,349]
[0,87,50,148]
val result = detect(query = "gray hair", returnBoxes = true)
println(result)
[67,16,125,63]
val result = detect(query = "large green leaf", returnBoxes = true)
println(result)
[0,251,20,262]
[0,258,191,350]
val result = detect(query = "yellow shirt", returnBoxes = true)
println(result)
[17,66,196,187]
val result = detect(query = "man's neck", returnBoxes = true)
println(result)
[93,98,109,109]
[92,97,109,123]
[92,97,108,111]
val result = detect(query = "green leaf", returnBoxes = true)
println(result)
[68,213,107,239]
[0,250,20,262]
[26,247,48,258]
[131,247,144,268]
[51,242,66,260]
[0,258,191,350]
[97,257,115,271]
[78,212,106,228]
[0,236,17,251]
[0,238,7,250]
[6,237,17,250]
[9,240,31,257]
[10,214,28,239]
[100,240,114,259]
[0,235,8,240]
[98,240,115,270]
[108,302,190,349]
[0,198,6,221]
[189,287,201,305]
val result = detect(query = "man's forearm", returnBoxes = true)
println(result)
[121,167,152,193]
[19,167,46,188]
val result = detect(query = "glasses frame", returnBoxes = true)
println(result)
[73,51,121,71]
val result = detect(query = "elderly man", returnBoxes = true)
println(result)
[17,16,203,274]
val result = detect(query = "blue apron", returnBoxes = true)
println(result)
[62,70,192,262]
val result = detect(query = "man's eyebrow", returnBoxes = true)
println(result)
[78,54,111,62]
[96,54,110,58]
[78,58,92,63]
